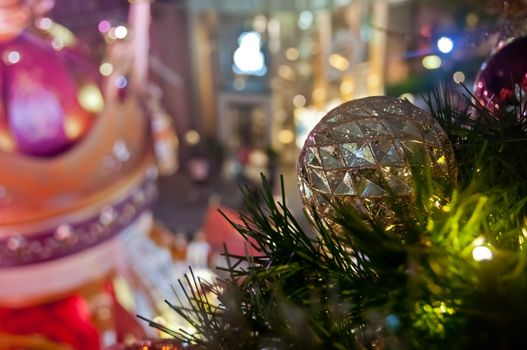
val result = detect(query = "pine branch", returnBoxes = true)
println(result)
[139,85,527,350]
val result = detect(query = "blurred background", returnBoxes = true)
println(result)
[0,0,521,348]
[145,0,505,233]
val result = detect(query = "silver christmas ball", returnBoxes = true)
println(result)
[297,96,456,231]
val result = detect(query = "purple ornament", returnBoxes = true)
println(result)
[0,31,100,157]
[474,36,527,112]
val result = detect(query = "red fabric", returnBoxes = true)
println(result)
[0,295,101,350]
[202,205,260,257]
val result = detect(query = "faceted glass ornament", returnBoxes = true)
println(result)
[297,96,456,231]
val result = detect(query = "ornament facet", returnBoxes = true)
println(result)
[297,96,456,230]
[474,35,527,112]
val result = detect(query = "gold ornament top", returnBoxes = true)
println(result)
[297,96,456,228]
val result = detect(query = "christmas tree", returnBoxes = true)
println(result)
[137,6,527,350]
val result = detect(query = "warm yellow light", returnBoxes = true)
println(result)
[466,13,479,28]
[329,53,349,71]
[368,74,381,88]
[340,80,355,95]
[99,62,114,76]
[185,130,200,145]
[64,118,83,140]
[312,88,325,102]
[422,55,442,70]
[252,15,267,32]
[293,94,306,107]
[249,149,268,167]
[278,129,295,144]
[472,246,493,261]
[46,22,76,48]
[0,131,14,152]
[78,84,104,113]
[285,47,300,61]
[472,237,485,246]
[278,65,296,81]
[107,27,117,40]
[153,316,167,326]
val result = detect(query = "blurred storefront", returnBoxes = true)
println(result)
[184,0,414,170]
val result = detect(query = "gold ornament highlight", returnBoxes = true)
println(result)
[297,96,456,231]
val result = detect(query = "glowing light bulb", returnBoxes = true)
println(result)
[293,94,306,107]
[422,55,442,70]
[453,71,465,84]
[51,38,64,51]
[64,118,83,140]
[99,62,114,76]
[36,17,52,30]
[0,131,14,152]
[185,130,200,145]
[278,129,295,144]
[437,36,454,53]
[3,51,21,64]
[329,54,350,71]
[114,25,128,39]
[285,47,300,61]
[232,31,267,76]
[78,84,104,113]
[472,246,493,261]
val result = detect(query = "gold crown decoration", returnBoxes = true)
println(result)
[0,2,157,306]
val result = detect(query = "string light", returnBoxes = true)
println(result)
[99,62,114,76]
[285,47,300,61]
[453,71,465,84]
[184,130,200,145]
[437,36,454,53]
[36,17,52,30]
[422,55,442,69]
[233,31,267,76]
[2,51,20,64]
[293,94,306,107]
[329,54,350,71]
[114,25,128,39]
[78,84,104,113]
[472,245,493,261]
[278,129,295,144]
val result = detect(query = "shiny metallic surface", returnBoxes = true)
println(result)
[297,96,456,231]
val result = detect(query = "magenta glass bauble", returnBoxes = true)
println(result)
[474,36,527,112]
[0,31,101,157]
